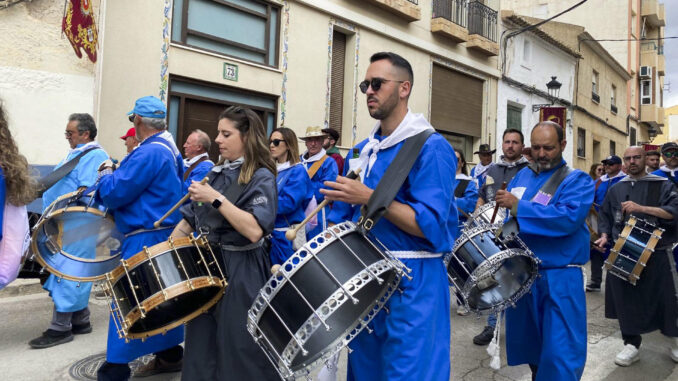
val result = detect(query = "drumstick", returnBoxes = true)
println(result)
[285,168,362,241]
[490,182,507,224]
[153,177,209,228]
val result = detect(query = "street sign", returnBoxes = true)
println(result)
[223,63,238,82]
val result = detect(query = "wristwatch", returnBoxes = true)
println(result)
[212,195,225,209]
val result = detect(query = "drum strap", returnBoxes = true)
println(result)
[454,179,471,198]
[358,129,434,231]
[530,164,573,203]
[37,147,100,197]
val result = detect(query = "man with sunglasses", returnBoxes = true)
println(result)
[29,113,108,349]
[323,52,457,381]
[594,146,678,367]
[587,154,626,292]
[651,142,678,272]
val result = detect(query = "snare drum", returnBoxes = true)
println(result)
[247,221,405,380]
[445,225,539,313]
[105,235,226,340]
[604,216,664,285]
[31,191,124,281]
[466,202,507,228]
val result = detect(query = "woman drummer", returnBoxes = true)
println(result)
[171,106,279,380]
[455,149,478,226]
[269,127,312,265]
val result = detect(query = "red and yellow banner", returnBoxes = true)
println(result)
[62,0,98,63]
[539,107,567,127]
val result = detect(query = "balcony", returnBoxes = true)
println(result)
[611,104,618,114]
[466,1,498,56]
[658,50,665,76]
[641,0,665,27]
[640,41,660,75]
[365,0,421,22]
[592,92,600,104]
[640,103,664,129]
[431,0,469,43]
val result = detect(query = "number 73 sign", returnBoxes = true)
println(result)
[223,63,238,82]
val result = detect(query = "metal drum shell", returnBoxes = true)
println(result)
[604,216,664,285]
[106,236,226,340]
[465,202,508,229]
[30,191,123,281]
[248,221,403,380]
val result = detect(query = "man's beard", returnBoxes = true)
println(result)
[536,156,562,172]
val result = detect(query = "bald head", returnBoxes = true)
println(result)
[530,121,566,172]
[623,146,646,178]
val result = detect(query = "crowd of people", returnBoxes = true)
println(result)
[0,50,676,381]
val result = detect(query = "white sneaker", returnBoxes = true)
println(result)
[456,305,470,316]
[615,344,640,366]
[670,337,678,363]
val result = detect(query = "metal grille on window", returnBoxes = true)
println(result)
[329,31,346,144]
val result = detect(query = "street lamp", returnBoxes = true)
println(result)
[532,76,562,112]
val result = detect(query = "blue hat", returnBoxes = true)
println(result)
[602,155,622,165]
[127,96,166,121]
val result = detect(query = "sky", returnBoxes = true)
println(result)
[663,1,678,107]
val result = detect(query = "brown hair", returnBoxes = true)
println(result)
[218,106,276,184]
[588,163,602,180]
[0,102,36,205]
[271,127,300,165]
[455,148,468,176]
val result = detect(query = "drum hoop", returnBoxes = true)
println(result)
[451,224,504,255]
[118,275,226,339]
[277,260,399,376]
[460,248,539,314]
[108,236,206,282]
[606,216,665,285]
[248,221,357,324]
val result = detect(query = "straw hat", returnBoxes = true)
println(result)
[300,126,327,140]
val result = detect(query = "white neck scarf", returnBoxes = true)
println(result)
[350,110,433,179]
[456,173,473,180]
[301,149,326,165]
[473,162,491,178]
[600,171,626,182]
[184,152,210,167]
[659,164,678,177]
[69,141,102,154]
[276,161,291,172]
[212,157,244,173]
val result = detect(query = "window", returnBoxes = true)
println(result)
[592,70,599,102]
[641,79,652,105]
[609,140,616,156]
[172,0,281,67]
[507,104,522,131]
[523,39,531,64]
[630,127,637,146]
[577,128,586,157]
[328,30,346,143]
[611,84,617,113]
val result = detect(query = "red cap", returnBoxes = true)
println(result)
[120,127,136,140]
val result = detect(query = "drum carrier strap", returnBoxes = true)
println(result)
[357,129,434,232]
[530,163,573,203]
[37,146,100,197]
[454,179,471,198]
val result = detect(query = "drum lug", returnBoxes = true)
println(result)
[383,306,390,314]
[346,346,353,354]
[364,325,373,334]
[397,288,405,294]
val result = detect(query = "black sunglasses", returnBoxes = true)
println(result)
[270,139,284,147]
[359,78,405,94]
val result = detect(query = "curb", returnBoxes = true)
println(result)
[0,279,45,298]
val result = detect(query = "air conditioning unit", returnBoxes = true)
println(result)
[640,66,652,79]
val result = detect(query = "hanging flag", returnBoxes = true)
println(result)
[62,0,98,63]
[539,106,567,127]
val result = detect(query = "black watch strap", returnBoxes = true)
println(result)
[212,197,223,209]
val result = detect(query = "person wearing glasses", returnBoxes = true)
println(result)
[323,52,458,381]
[28,113,108,350]
[594,146,678,367]
[172,106,278,380]
[651,142,678,272]
[269,127,312,264]
[588,163,604,181]
[300,126,338,241]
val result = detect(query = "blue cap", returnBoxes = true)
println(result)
[602,155,622,165]
[127,96,166,120]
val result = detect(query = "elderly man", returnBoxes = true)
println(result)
[498,121,594,380]
[470,143,495,188]
[322,127,344,175]
[595,146,678,366]
[182,129,214,191]
[28,113,108,349]
[646,150,661,173]
[95,96,185,380]
[300,126,338,240]
[120,127,138,154]
[324,51,457,381]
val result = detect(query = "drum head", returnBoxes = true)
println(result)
[31,192,124,281]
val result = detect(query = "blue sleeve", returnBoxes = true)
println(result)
[514,171,594,238]
[184,161,213,191]
[0,168,5,240]
[404,137,458,251]
[74,150,108,188]
[327,151,358,224]
[278,167,310,215]
[96,147,164,209]
[312,158,338,203]
[456,180,478,216]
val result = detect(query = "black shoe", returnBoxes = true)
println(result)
[28,329,73,349]
[586,283,601,292]
[97,361,131,381]
[473,325,495,346]
[72,323,92,334]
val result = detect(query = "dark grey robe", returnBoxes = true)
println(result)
[599,175,678,336]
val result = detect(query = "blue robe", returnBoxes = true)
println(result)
[270,163,311,265]
[504,160,593,381]
[42,144,108,313]
[328,131,458,381]
[96,132,185,364]
[302,153,338,240]
[455,174,478,226]
[183,158,214,191]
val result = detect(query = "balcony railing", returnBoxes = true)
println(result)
[406,0,419,4]
[592,92,600,103]
[641,41,658,52]
[611,104,618,114]
[432,0,468,28]
[468,1,497,42]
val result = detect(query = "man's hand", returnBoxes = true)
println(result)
[320,176,373,205]
[621,201,645,215]
[97,159,117,172]
[593,233,608,251]
[495,189,518,209]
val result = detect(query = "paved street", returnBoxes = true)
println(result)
[1,266,677,381]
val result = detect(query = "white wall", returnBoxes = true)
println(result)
[497,25,577,162]
[669,114,678,141]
